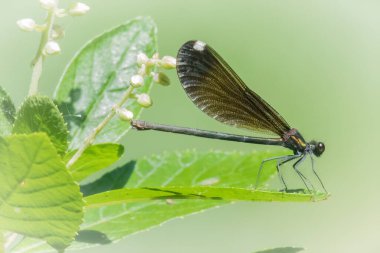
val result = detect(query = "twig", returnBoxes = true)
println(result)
[28,5,57,96]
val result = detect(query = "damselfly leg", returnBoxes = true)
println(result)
[256,153,324,194]
[310,153,328,193]
[292,155,316,193]
[276,155,302,191]
[255,154,301,190]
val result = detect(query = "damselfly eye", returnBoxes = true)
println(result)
[313,142,325,157]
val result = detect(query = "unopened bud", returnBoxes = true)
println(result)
[55,8,67,18]
[34,24,47,32]
[160,56,176,69]
[146,53,159,66]
[136,93,152,107]
[130,75,144,87]
[117,108,134,121]
[43,41,61,55]
[40,0,58,10]
[51,24,65,40]
[17,19,36,32]
[152,53,159,59]
[138,64,147,76]
[152,72,170,86]
[137,53,149,65]
[68,2,90,16]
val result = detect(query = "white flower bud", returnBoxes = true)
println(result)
[138,64,147,76]
[51,24,65,40]
[136,93,152,108]
[160,56,176,69]
[68,2,90,16]
[152,72,170,86]
[117,108,134,121]
[130,75,144,87]
[137,53,149,65]
[152,53,159,60]
[43,41,61,55]
[146,53,159,66]
[16,19,36,32]
[34,24,47,32]
[40,0,58,10]
[55,8,67,18]
[152,72,159,83]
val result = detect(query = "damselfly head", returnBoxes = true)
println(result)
[310,140,325,157]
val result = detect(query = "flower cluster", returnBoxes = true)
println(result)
[116,53,176,121]
[17,0,90,56]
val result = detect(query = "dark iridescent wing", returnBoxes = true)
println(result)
[176,40,291,136]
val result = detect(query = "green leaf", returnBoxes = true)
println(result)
[80,160,135,196]
[54,17,158,149]
[12,96,68,156]
[253,247,304,253]
[12,149,325,252]
[0,133,84,251]
[64,143,124,182]
[85,187,327,208]
[0,86,16,136]
[75,149,296,249]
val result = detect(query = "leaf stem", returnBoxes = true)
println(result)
[28,6,57,96]
[66,85,135,168]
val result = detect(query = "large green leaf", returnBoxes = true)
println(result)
[54,17,158,149]
[12,149,325,252]
[64,143,124,182]
[0,133,83,251]
[78,150,292,249]
[12,96,68,156]
[78,149,326,248]
[0,86,15,136]
[85,187,326,208]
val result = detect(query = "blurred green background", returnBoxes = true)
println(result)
[1,1,380,252]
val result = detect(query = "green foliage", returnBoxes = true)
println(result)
[76,149,316,250]
[12,96,68,156]
[4,14,330,252]
[13,150,289,252]
[254,247,304,253]
[0,133,84,251]
[85,187,326,208]
[9,148,327,252]
[0,86,15,136]
[64,143,125,182]
[54,17,158,149]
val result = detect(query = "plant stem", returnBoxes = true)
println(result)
[0,231,3,253]
[66,85,135,168]
[28,56,43,96]
[28,7,57,96]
